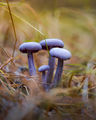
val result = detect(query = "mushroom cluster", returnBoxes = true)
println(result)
[19,39,72,91]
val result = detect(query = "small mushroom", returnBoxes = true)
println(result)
[38,65,50,89]
[40,39,64,87]
[50,48,72,87]
[19,42,42,76]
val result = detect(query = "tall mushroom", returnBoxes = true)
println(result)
[38,65,50,89]
[19,42,42,76]
[40,39,64,87]
[50,48,72,87]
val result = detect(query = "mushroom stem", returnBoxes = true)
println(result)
[28,52,36,76]
[51,59,63,87]
[46,55,55,86]
[42,71,46,88]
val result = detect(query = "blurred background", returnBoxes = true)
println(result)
[29,0,96,10]
[0,0,96,55]
[0,0,96,69]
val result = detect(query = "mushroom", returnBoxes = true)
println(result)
[40,39,64,87]
[50,48,72,87]
[19,42,42,76]
[38,65,50,89]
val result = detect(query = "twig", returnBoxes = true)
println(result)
[83,109,95,119]
[0,47,15,66]
[0,57,14,69]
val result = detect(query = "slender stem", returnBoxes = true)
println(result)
[27,52,36,76]
[46,56,55,86]
[6,0,18,57]
[42,71,46,88]
[51,59,63,87]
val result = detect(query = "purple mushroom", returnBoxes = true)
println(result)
[38,65,50,89]
[50,48,72,87]
[40,39,64,87]
[19,42,42,76]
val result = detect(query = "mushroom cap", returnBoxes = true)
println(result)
[40,38,64,50]
[50,48,72,60]
[38,65,50,72]
[19,42,42,53]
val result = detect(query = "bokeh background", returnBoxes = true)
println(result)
[0,0,96,119]
[0,0,96,62]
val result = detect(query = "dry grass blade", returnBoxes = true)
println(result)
[55,103,81,106]
[14,13,45,36]
[0,46,10,58]
[0,1,20,6]
[68,73,74,87]
[0,78,10,92]
[0,2,45,37]
[23,3,42,24]
[23,85,30,95]
[5,0,18,57]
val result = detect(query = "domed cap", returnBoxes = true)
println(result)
[38,65,50,72]
[40,39,64,50]
[50,48,72,60]
[19,42,42,53]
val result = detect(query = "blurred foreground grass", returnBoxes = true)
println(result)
[0,1,96,120]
